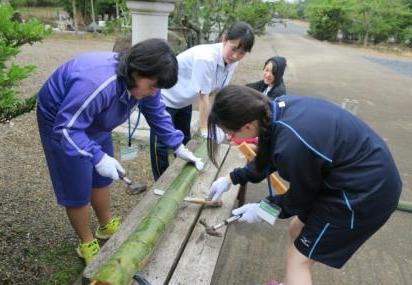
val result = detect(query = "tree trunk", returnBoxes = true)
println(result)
[116,0,120,19]
[363,30,369,47]
[90,0,96,32]
[92,141,208,285]
[90,0,96,23]
[72,0,78,31]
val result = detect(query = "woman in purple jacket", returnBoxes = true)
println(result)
[36,39,203,264]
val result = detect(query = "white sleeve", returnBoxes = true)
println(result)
[192,58,215,95]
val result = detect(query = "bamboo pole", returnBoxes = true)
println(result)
[397,200,412,213]
[91,140,208,285]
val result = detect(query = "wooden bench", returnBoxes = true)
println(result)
[82,143,246,284]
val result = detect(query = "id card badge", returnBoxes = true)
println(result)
[119,145,139,161]
[257,199,281,225]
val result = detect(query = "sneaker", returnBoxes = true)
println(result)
[76,239,100,265]
[95,217,121,240]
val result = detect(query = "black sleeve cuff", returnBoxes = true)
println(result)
[265,195,294,219]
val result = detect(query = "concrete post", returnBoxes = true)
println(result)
[126,0,176,45]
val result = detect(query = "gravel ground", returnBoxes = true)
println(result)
[0,33,155,285]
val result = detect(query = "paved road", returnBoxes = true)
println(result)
[363,56,412,79]
[212,22,412,285]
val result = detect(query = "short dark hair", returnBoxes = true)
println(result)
[207,85,272,171]
[117,38,178,89]
[225,22,255,52]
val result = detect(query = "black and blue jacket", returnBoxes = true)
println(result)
[230,95,402,228]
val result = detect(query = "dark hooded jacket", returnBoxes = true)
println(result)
[246,56,287,100]
[229,96,402,228]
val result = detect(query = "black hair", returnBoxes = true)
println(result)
[116,38,178,89]
[263,56,287,87]
[207,85,272,172]
[225,22,255,52]
[264,57,278,78]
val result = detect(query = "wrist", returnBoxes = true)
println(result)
[226,175,232,184]
[93,150,105,166]
[175,144,184,152]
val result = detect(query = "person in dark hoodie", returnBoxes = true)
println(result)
[207,85,401,285]
[247,56,287,100]
[230,56,287,145]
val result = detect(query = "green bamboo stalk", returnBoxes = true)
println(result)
[397,200,412,213]
[92,140,208,285]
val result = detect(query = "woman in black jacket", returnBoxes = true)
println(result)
[247,56,287,99]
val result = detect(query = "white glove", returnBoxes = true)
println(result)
[95,153,125,180]
[208,176,232,201]
[200,126,226,144]
[232,203,262,223]
[175,144,204,171]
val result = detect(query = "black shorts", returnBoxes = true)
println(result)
[294,214,391,268]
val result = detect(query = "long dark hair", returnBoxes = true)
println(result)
[117,38,178,89]
[208,85,273,172]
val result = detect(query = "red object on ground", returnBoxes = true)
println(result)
[230,136,259,145]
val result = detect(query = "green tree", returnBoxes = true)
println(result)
[402,26,412,46]
[274,0,299,19]
[170,0,274,48]
[404,0,412,9]
[0,4,50,122]
[306,0,349,41]
[9,0,58,7]
[346,0,410,46]
[305,0,412,45]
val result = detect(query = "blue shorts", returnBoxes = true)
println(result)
[37,108,113,207]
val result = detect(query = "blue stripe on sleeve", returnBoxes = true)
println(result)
[342,191,355,229]
[275,120,333,163]
[63,75,117,157]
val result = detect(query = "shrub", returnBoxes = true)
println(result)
[402,26,412,46]
[306,2,348,41]
[0,4,50,122]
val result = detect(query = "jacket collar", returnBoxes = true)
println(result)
[118,78,136,105]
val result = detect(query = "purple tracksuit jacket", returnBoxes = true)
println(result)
[37,52,183,165]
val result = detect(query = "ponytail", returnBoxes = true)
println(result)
[255,101,272,172]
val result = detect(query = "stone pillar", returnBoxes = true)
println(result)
[126,0,176,45]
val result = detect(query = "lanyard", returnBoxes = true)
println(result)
[128,107,141,147]
[266,100,280,198]
[216,64,229,89]
[267,176,274,198]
